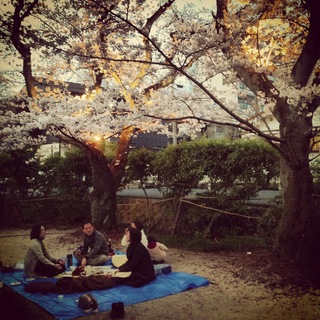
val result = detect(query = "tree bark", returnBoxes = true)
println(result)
[88,147,117,230]
[276,157,320,266]
[275,102,320,266]
[274,0,320,266]
[110,126,139,189]
[171,185,186,235]
[83,126,137,230]
[11,0,38,98]
[216,0,320,266]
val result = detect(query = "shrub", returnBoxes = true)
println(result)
[257,200,282,238]
[155,233,269,252]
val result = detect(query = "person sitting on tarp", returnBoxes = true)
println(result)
[24,224,66,278]
[114,227,155,287]
[121,220,148,249]
[147,235,168,264]
[74,221,111,269]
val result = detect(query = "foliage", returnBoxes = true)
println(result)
[148,138,279,236]
[194,138,278,237]
[0,147,41,226]
[181,203,265,238]
[18,197,91,225]
[39,148,92,196]
[0,147,40,198]
[32,149,92,223]
[257,201,282,239]
[0,147,93,225]
[152,142,205,195]
[155,233,269,253]
[200,138,279,201]
[152,137,279,194]
[124,147,156,187]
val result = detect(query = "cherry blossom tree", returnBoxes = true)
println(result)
[83,0,320,266]
[1,0,320,266]
[0,0,185,229]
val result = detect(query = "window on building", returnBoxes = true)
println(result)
[238,97,248,110]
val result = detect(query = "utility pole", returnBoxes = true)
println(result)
[173,121,177,145]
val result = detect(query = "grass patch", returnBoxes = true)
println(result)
[154,234,270,253]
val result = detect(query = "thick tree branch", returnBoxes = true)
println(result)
[292,0,320,87]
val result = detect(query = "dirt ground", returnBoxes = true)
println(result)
[0,227,320,320]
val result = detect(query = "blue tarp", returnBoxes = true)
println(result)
[0,269,209,319]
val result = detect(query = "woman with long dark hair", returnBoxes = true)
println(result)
[24,224,65,278]
[115,227,155,287]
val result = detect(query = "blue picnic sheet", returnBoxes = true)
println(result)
[0,268,209,320]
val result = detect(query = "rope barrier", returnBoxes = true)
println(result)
[180,199,260,219]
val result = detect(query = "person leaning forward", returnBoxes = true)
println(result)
[74,222,111,269]
[24,224,66,278]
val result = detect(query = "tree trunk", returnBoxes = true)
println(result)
[110,126,139,188]
[171,185,186,235]
[275,104,320,266]
[84,126,137,230]
[88,147,117,230]
[11,1,37,99]
[273,0,320,267]
[275,158,320,266]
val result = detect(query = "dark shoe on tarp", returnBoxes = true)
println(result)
[117,302,125,319]
[109,302,118,319]
[109,301,125,319]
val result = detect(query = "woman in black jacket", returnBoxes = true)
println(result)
[114,227,155,287]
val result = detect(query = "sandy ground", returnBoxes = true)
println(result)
[0,228,320,320]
